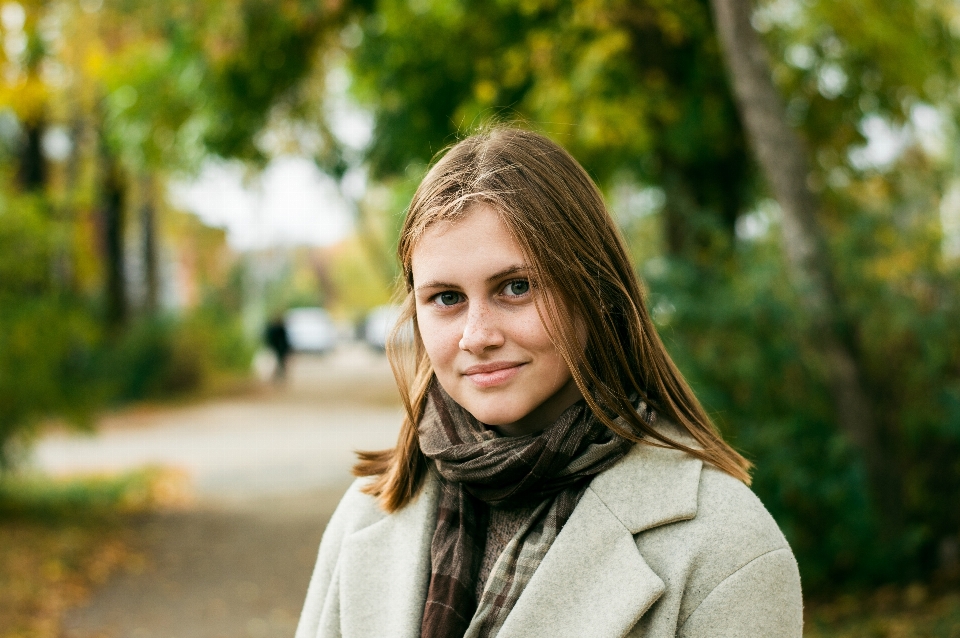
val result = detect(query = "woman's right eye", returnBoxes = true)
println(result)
[435,291,462,306]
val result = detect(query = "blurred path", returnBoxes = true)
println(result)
[30,344,403,638]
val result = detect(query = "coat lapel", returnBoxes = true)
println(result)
[497,442,704,638]
[496,487,666,638]
[339,476,439,638]
[588,441,703,535]
[335,440,703,638]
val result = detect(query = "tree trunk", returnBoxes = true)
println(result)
[17,118,47,192]
[102,154,128,329]
[140,174,159,314]
[661,169,697,257]
[708,0,897,523]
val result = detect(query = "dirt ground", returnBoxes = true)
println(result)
[60,492,344,638]
[31,346,403,638]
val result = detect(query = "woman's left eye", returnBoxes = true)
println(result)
[503,279,530,296]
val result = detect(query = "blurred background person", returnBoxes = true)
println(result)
[264,313,292,382]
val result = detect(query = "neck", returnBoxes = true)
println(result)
[490,377,584,437]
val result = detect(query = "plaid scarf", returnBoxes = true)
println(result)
[418,382,635,638]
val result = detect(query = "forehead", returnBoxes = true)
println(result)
[410,204,527,283]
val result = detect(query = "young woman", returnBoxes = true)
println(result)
[296,128,803,638]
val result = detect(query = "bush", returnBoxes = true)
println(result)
[0,296,103,469]
[99,307,254,403]
[0,196,104,469]
[647,236,960,593]
[0,193,254,467]
[0,468,180,522]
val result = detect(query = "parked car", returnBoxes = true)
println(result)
[284,307,338,354]
[363,304,412,351]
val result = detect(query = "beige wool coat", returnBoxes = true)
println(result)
[295,441,804,638]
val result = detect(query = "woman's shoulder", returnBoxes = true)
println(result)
[594,442,801,632]
[690,463,792,561]
[590,440,801,631]
[660,463,802,633]
[593,439,792,568]
[594,440,790,553]
[599,418,788,544]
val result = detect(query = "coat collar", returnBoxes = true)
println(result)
[337,441,703,638]
[338,476,439,638]
[588,438,704,534]
[496,442,703,638]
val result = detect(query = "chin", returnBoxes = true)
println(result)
[459,396,530,427]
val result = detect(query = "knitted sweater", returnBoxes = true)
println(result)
[475,504,537,602]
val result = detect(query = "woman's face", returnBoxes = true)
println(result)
[411,204,582,436]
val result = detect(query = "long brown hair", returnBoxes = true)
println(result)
[355,126,751,512]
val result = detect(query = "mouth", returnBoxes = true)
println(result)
[462,361,526,388]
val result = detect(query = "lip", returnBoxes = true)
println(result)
[462,361,526,388]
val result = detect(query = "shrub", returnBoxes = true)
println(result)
[99,307,254,403]
[0,193,253,467]
[648,238,960,593]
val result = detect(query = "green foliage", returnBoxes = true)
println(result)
[100,308,252,402]
[0,185,254,470]
[99,25,210,172]
[0,298,253,471]
[805,586,960,637]
[0,468,169,523]
[0,295,102,462]
[0,0,315,472]
[201,1,329,161]
[649,250,876,589]
[0,195,102,469]
[349,0,751,247]
[646,210,960,590]
[80,0,339,169]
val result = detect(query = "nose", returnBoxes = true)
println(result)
[458,302,504,354]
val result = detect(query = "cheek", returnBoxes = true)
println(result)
[515,308,572,378]
[512,305,556,351]
[416,309,459,368]
[514,314,562,368]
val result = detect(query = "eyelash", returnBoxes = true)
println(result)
[430,279,533,308]
[502,279,531,297]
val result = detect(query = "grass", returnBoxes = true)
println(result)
[0,469,189,638]
[806,585,960,637]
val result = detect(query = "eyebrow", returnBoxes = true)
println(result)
[414,264,532,292]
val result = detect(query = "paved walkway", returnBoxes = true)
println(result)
[30,346,403,638]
